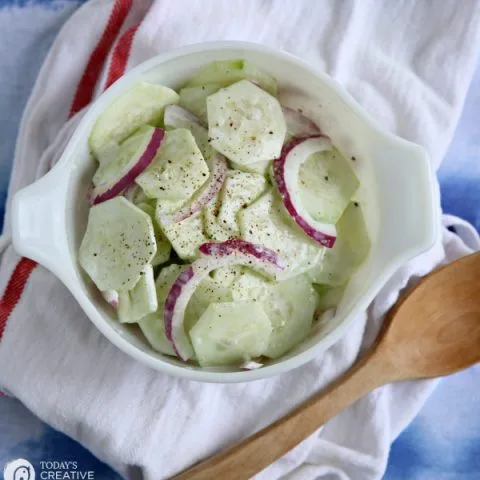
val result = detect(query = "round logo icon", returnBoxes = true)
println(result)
[3,459,35,480]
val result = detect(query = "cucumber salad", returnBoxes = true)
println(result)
[79,59,370,368]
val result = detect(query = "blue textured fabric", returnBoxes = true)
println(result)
[384,64,480,480]
[0,2,478,479]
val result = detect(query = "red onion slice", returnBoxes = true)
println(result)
[279,89,328,135]
[161,105,228,225]
[282,106,323,137]
[273,136,337,248]
[102,290,119,308]
[163,103,207,128]
[166,153,227,225]
[90,128,164,205]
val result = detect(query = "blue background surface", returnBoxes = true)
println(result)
[0,1,478,479]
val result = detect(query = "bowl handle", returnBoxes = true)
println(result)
[11,164,73,279]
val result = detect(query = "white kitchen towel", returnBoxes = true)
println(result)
[1,1,480,479]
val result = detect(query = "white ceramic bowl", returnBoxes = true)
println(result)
[11,42,438,383]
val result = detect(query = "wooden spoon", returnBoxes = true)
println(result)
[174,251,480,480]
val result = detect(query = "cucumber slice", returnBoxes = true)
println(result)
[139,312,175,356]
[156,198,185,216]
[315,283,346,311]
[136,202,171,266]
[231,268,272,302]
[217,171,267,236]
[189,301,272,367]
[135,128,209,202]
[186,59,277,96]
[207,80,286,166]
[79,197,156,291]
[203,197,233,242]
[231,271,318,358]
[184,267,237,332]
[187,122,214,159]
[230,159,271,176]
[124,184,149,206]
[92,125,162,194]
[162,106,216,169]
[165,239,283,359]
[202,171,266,240]
[118,264,157,323]
[307,202,370,286]
[179,84,221,123]
[90,126,164,205]
[163,106,210,157]
[238,190,324,279]
[162,108,228,225]
[89,82,178,162]
[262,274,318,359]
[158,212,208,260]
[299,147,359,224]
[138,264,184,356]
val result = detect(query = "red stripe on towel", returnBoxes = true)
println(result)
[104,22,141,89]
[69,0,133,117]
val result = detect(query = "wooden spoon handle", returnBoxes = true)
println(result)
[174,353,388,480]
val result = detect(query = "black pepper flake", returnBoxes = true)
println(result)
[168,160,172,164]
[324,176,329,181]
[354,201,359,207]
[93,253,97,257]
[229,122,233,127]
[351,156,356,161]
[269,131,273,135]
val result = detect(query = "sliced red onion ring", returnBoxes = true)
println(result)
[163,103,207,128]
[164,240,285,360]
[90,128,164,205]
[199,239,285,269]
[279,89,328,134]
[160,105,228,225]
[273,136,337,248]
[166,153,227,224]
[282,106,323,137]
[102,290,119,308]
